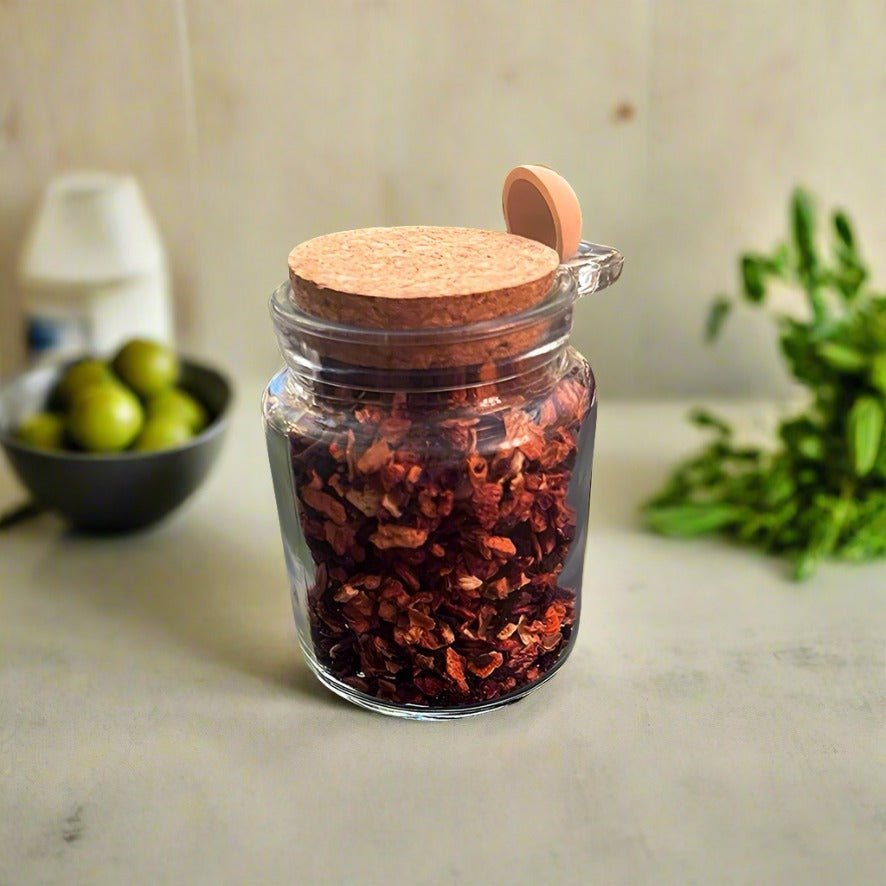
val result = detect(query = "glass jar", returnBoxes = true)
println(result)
[263,241,622,718]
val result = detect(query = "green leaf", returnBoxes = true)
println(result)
[796,435,824,461]
[768,243,791,277]
[705,297,732,342]
[645,503,744,537]
[869,298,886,346]
[791,188,830,324]
[688,408,732,436]
[791,188,818,277]
[852,499,886,541]
[830,253,867,301]
[793,551,819,581]
[740,255,766,303]
[832,211,855,251]
[793,496,852,580]
[646,189,885,578]
[871,353,886,394]
[847,396,885,477]
[876,442,886,479]
[816,342,868,372]
[779,320,821,388]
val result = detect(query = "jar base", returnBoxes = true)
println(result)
[300,640,572,721]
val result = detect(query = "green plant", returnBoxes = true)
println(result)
[643,189,886,579]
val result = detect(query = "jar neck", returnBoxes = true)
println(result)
[284,347,576,416]
[270,273,579,397]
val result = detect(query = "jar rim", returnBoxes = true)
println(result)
[269,268,579,347]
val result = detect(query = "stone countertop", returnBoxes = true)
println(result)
[1,392,883,885]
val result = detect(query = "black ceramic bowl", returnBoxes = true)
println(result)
[0,358,232,533]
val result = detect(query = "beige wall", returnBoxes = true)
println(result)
[2,0,885,395]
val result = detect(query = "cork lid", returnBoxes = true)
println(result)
[288,226,559,330]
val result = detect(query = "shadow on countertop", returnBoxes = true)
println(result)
[23,511,343,709]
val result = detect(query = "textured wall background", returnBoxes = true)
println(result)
[1,0,885,395]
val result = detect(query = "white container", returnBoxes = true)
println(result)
[19,172,174,363]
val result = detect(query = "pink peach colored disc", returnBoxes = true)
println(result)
[502,165,583,261]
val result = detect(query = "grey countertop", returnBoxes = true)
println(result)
[1,393,883,885]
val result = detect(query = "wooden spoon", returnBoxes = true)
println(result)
[502,165,583,261]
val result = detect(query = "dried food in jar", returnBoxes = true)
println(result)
[289,368,592,708]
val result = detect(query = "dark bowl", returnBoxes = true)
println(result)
[0,358,232,533]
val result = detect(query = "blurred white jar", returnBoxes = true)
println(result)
[19,172,173,363]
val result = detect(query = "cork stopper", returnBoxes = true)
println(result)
[288,226,559,330]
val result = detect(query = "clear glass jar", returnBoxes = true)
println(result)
[263,242,622,718]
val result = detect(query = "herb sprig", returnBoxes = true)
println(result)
[643,189,886,579]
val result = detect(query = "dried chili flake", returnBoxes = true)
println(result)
[332,584,360,603]
[345,487,382,517]
[381,492,404,518]
[467,651,504,678]
[328,472,347,497]
[357,439,393,474]
[301,487,347,524]
[445,648,470,694]
[324,521,356,556]
[379,461,408,490]
[472,482,504,529]
[466,454,488,486]
[378,416,412,442]
[369,525,429,550]
[553,377,588,419]
[497,622,519,640]
[408,607,436,631]
[482,536,517,558]
[291,363,591,709]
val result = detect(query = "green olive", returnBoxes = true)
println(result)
[15,412,66,450]
[67,383,144,452]
[133,416,193,452]
[56,359,114,405]
[112,339,179,398]
[146,388,208,433]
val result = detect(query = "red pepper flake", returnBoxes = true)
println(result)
[357,439,393,475]
[379,416,412,442]
[542,602,567,633]
[345,487,382,517]
[497,622,519,640]
[300,487,346,524]
[503,409,546,462]
[553,377,588,420]
[328,472,347,497]
[466,454,488,486]
[445,648,470,694]
[472,482,504,529]
[408,607,436,631]
[369,524,429,550]
[381,492,403,518]
[324,521,356,556]
[467,651,504,678]
[332,584,360,603]
[483,536,517,558]
[289,363,592,709]
[415,673,447,696]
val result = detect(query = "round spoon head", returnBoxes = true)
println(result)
[502,165,583,261]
